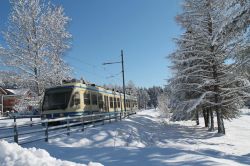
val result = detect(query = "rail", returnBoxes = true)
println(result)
[0,115,40,122]
[0,111,136,145]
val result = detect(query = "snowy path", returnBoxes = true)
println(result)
[22,109,250,166]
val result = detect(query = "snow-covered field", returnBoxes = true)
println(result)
[1,109,250,166]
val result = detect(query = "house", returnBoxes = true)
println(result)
[0,87,36,116]
[0,87,7,115]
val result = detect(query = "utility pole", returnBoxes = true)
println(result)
[0,95,3,116]
[121,50,126,114]
[102,50,127,115]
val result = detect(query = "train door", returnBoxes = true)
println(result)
[104,96,109,112]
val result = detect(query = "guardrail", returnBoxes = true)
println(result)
[0,111,136,145]
[0,115,41,122]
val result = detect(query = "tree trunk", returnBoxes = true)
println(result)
[196,109,199,125]
[208,109,214,131]
[221,116,225,134]
[206,109,210,127]
[207,0,225,134]
[216,109,225,134]
[203,109,208,127]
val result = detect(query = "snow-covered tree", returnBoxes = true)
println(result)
[13,90,37,113]
[2,0,72,96]
[147,86,163,109]
[126,80,138,97]
[0,71,20,88]
[103,84,123,92]
[157,93,171,119]
[137,88,150,110]
[169,0,250,134]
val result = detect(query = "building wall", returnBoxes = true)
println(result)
[3,96,18,112]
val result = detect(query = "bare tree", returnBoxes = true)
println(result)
[2,0,72,96]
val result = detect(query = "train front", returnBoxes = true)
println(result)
[41,86,75,119]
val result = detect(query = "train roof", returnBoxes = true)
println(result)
[48,82,137,100]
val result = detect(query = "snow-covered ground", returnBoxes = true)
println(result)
[1,109,250,166]
[0,140,102,166]
[0,117,40,125]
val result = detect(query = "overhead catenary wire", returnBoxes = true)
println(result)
[64,55,122,84]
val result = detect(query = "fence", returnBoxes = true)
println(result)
[0,111,136,145]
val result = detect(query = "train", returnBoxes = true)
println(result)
[41,79,138,119]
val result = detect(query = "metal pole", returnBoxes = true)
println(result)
[30,117,33,127]
[14,122,18,144]
[67,116,70,136]
[45,121,48,142]
[102,50,126,116]
[81,117,85,131]
[121,50,126,115]
[0,95,3,116]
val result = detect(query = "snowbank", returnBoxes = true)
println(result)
[0,140,103,166]
[240,108,250,114]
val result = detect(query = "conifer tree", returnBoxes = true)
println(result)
[169,0,250,134]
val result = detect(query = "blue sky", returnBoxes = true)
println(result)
[0,0,183,88]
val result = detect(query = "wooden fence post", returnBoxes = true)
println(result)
[30,117,33,127]
[45,121,48,142]
[67,116,70,136]
[14,122,18,144]
[92,115,95,127]
[81,117,84,132]
[102,115,105,125]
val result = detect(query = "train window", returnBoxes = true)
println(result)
[70,92,80,107]
[110,97,113,108]
[117,98,120,108]
[128,100,131,108]
[91,93,98,105]
[98,94,103,109]
[42,88,73,110]
[114,98,117,108]
[84,92,90,105]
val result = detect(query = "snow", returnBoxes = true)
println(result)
[1,109,250,165]
[0,117,40,128]
[0,140,103,166]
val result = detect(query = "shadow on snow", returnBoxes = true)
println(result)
[24,112,249,166]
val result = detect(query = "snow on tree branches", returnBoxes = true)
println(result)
[1,0,72,96]
[168,0,250,134]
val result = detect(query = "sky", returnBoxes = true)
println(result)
[0,0,183,88]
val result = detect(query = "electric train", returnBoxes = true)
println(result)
[41,79,138,119]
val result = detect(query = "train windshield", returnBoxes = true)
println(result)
[42,88,73,111]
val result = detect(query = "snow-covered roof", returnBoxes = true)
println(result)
[5,88,32,96]
[0,87,8,95]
